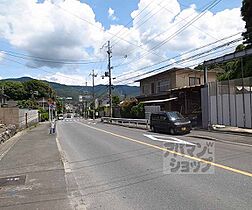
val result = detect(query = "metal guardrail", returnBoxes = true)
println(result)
[101,117,149,129]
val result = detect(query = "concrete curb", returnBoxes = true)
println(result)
[211,129,252,136]
[188,135,218,141]
[192,127,252,137]
[188,134,252,147]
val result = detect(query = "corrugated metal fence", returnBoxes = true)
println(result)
[208,77,252,128]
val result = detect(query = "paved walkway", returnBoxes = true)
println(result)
[211,125,252,135]
[0,123,71,210]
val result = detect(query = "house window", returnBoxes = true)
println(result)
[151,83,155,94]
[189,77,200,86]
[157,80,170,93]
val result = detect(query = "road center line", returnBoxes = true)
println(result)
[77,122,252,178]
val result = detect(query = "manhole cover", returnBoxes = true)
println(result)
[0,175,26,187]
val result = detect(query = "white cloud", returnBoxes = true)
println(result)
[0,0,104,68]
[0,51,4,61]
[37,72,86,86]
[0,0,246,85]
[108,7,117,21]
[112,0,245,84]
[36,70,108,86]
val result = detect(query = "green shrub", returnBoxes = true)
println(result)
[40,112,49,122]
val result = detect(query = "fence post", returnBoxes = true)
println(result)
[216,81,219,125]
[228,79,231,126]
[25,113,28,128]
[250,79,252,128]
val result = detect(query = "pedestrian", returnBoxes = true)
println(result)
[52,119,56,134]
[49,120,56,134]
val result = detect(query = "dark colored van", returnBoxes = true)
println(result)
[150,111,191,134]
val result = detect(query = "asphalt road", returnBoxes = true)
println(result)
[57,119,252,210]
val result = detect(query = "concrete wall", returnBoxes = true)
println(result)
[0,108,38,129]
[19,109,39,129]
[0,108,19,127]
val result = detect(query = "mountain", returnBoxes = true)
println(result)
[1,77,140,101]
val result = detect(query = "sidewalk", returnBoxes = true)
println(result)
[189,129,252,146]
[0,123,71,210]
[211,125,252,135]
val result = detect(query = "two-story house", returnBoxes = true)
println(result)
[136,67,217,125]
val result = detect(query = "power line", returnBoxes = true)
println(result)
[148,0,223,52]
[1,56,86,83]
[156,2,219,41]
[119,43,239,85]
[123,44,238,86]
[115,32,242,79]
[120,43,238,86]
[111,0,167,47]
[0,50,111,65]
[111,0,216,66]
[0,49,108,63]
[54,4,167,59]
[116,39,241,84]
[111,1,200,48]
[113,0,223,69]
[114,37,242,84]
[109,1,155,44]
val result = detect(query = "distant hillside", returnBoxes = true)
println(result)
[1,77,140,101]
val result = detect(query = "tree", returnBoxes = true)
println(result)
[112,95,120,106]
[120,98,137,118]
[194,43,252,81]
[241,0,252,47]
[0,81,27,100]
[23,80,56,99]
[130,103,145,119]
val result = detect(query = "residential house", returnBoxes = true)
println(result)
[136,67,217,126]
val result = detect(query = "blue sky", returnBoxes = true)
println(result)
[83,0,242,29]
[0,0,244,86]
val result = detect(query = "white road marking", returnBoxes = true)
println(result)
[143,134,195,145]
[55,137,72,173]
[56,125,87,210]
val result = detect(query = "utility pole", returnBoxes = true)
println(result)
[107,40,113,117]
[90,70,97,120]
[204,65,208,86]
[85,81,88,119]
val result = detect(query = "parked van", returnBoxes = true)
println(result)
[150,111,191,134]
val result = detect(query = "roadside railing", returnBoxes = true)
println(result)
[101,117,149,130]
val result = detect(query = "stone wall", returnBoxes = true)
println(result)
[0,124,17,144]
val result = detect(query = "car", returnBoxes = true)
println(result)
[66,113,72,118]
[150,111,191,134]
[58,114,64,120]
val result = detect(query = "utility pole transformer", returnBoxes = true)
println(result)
[107,41,113,117]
